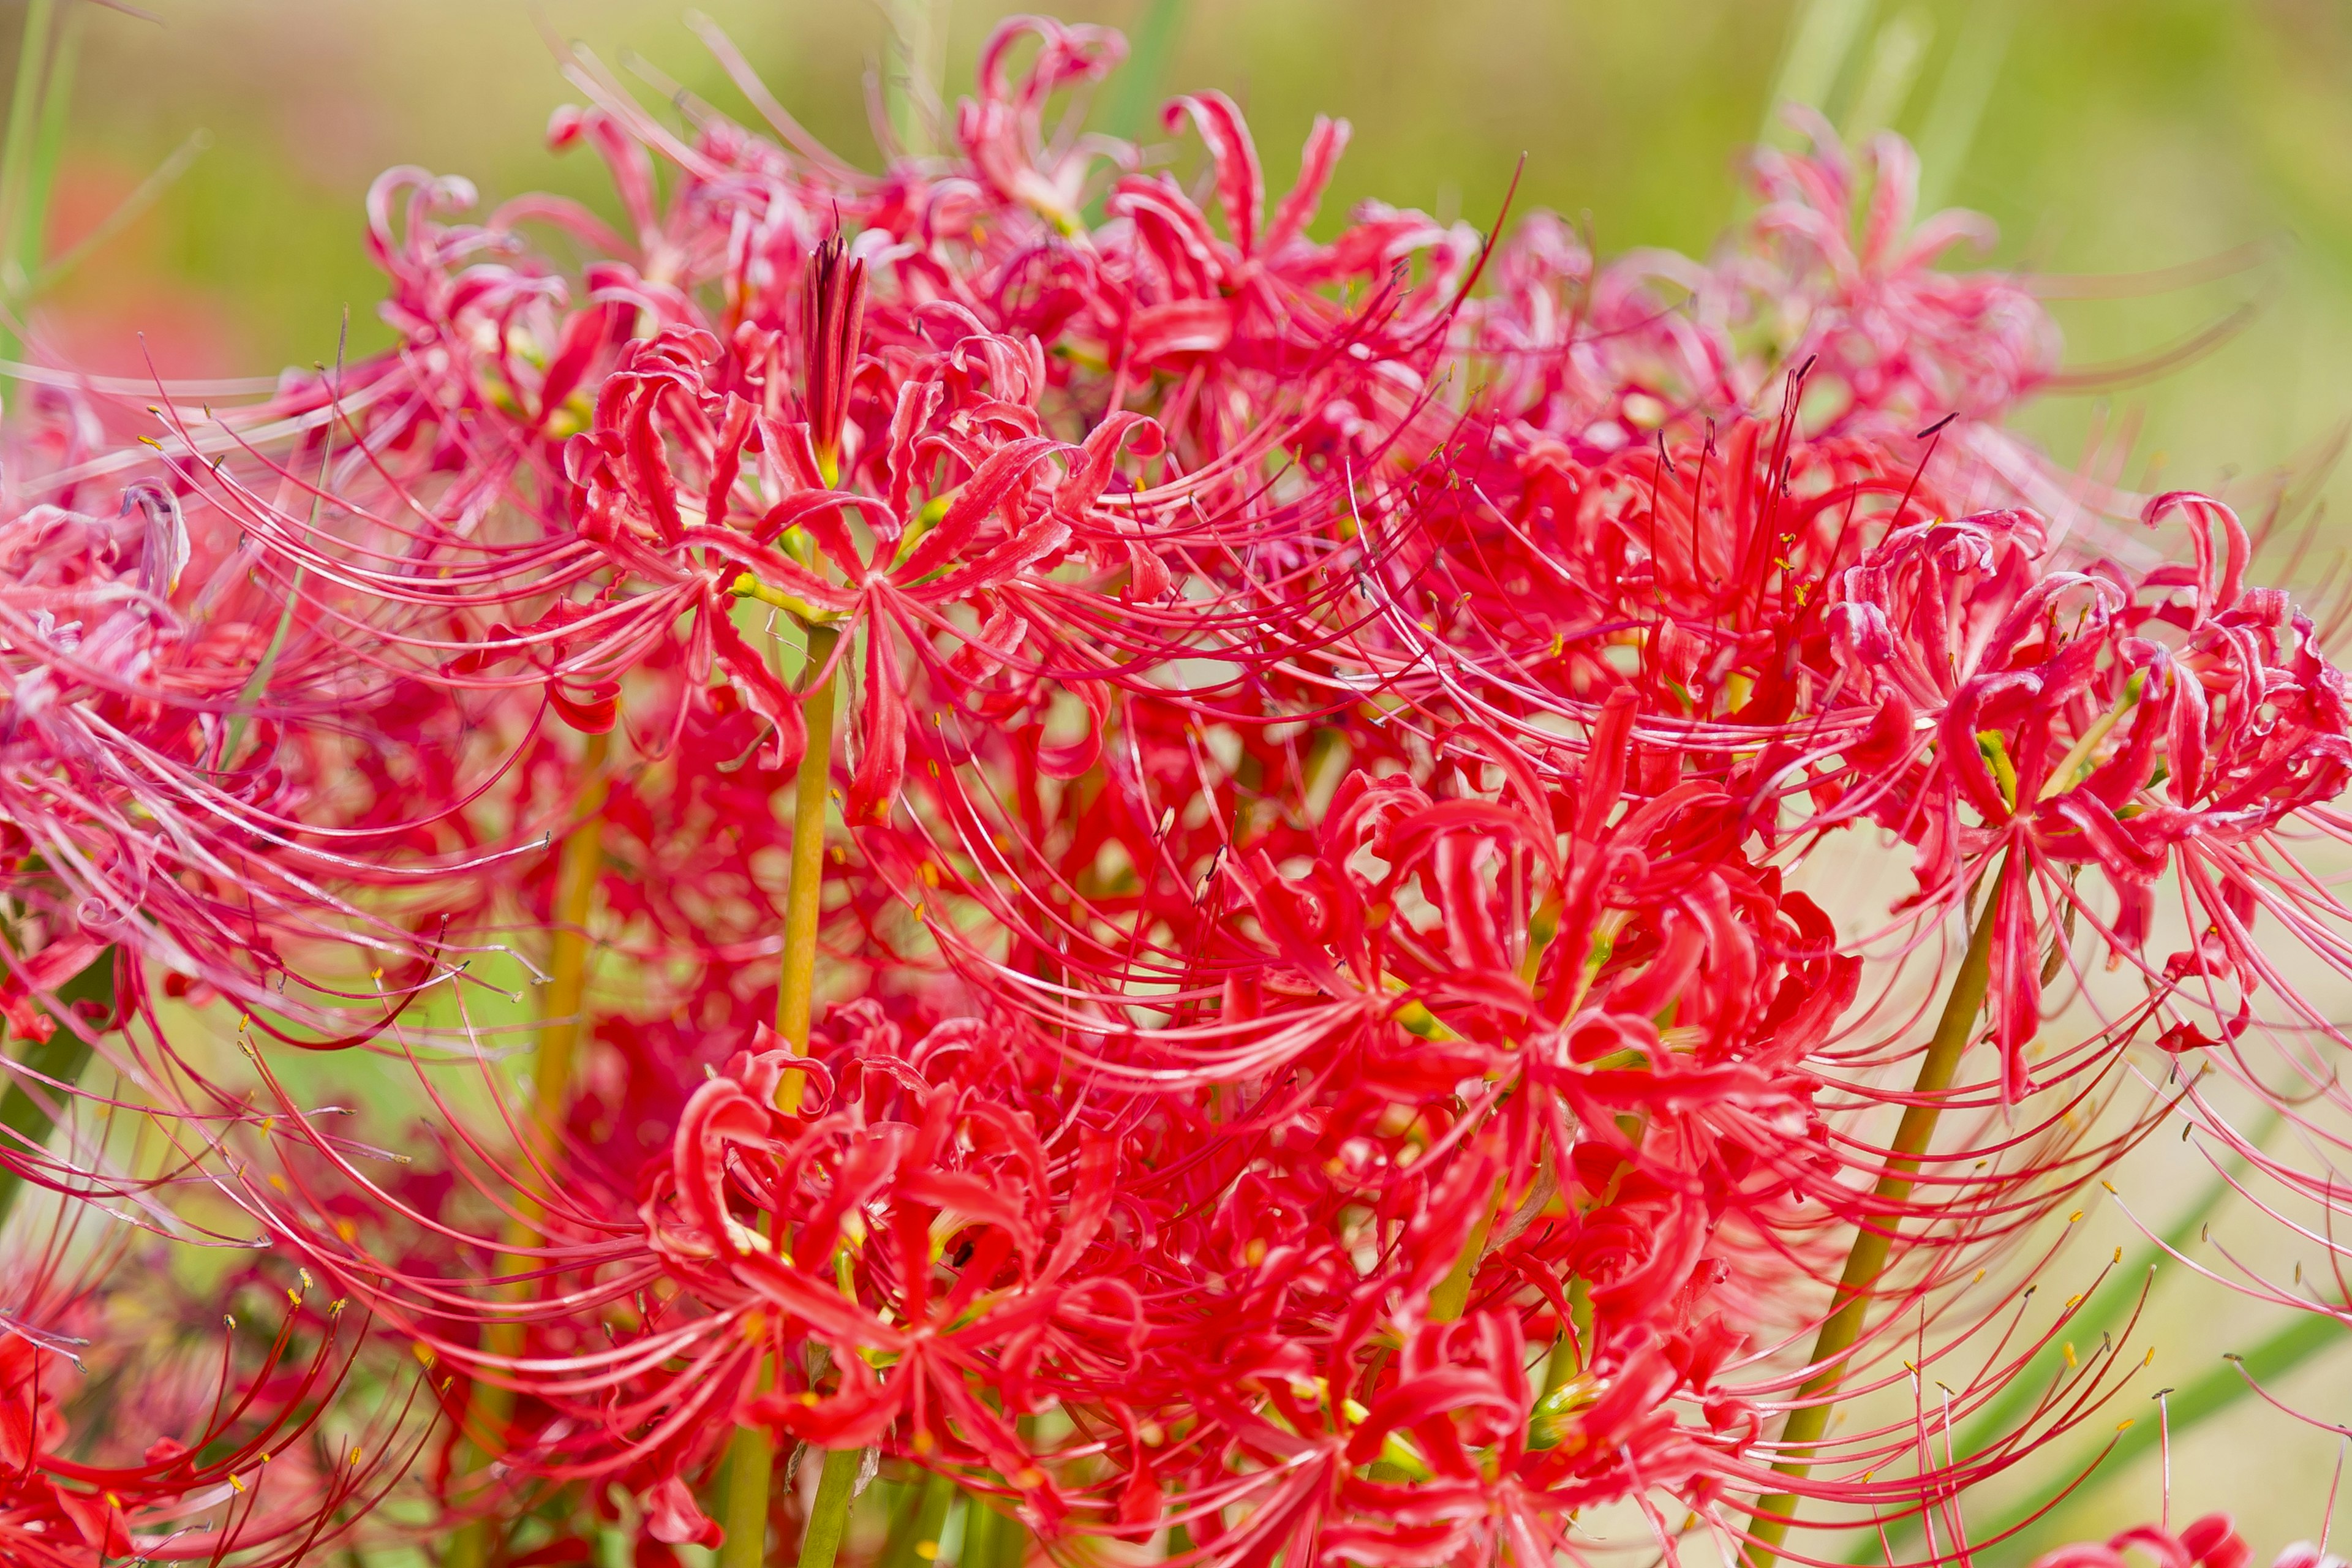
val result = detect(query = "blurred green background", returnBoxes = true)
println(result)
[26,0,2352,1556]
[39,0,2352,533]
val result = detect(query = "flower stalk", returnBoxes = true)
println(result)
[720,617,843,1568]
[720,226,866,1568]
[880,1472,957,1568]
[1743,862,2006,1566]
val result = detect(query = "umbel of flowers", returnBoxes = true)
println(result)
[2,13,2351,1568]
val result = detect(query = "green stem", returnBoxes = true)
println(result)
[1105,0,1186,141]
[1545,1276,1593,1392]
[878,0,946,159]
[777,623,840,1082]
[881,1472,956,1568]
[719,621,843,1568]
[1744,868,2004,1566]
[719,1424,777,1568]
[976,1417,1039,1568]
[1428,1178,1502,1322]
[799,1447,861,1568]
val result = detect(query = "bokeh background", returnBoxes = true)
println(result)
[28,0,2352,1555]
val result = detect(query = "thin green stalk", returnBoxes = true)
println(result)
[718,1423,777,1568]
[972,1417,1039,1568]
[880,1472,956,1568]
[1840,7,1930,144]
[447,732,611,1568]
[720,620,844,1568]
[0,948,111,1230]
[799,1447,862,1568]
[777,622,841,1090]
[1744,872,2003,1566]
[1912,0,2018,211]
[879,0,947,158]
[1531,1275,1593,1443]
[962,1493,1002,1568]
[1429,1178,1502,1322]
[32,126,206,299]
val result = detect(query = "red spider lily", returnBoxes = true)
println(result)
[557,300,1169,815]
[954,18,1126,236]
[1818,491,2352,1097]
[244,8,1480,756]
[1318,364,2352,1096]
[869,677,2168,1469]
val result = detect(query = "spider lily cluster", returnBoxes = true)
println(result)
[2,15,2351,1567]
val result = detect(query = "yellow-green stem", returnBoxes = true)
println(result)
[799,1447,862,1568]
[1429,1177,1503,1322]
[778,623,842,1082]
[448,732,610,1568]
[13,0,72,292]
[719,1425,777,1568]
[1543,1276,1592,1396]
[720,622,843,1568]
[962,1494,1003,1568]
[1743,866,2003,1566]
